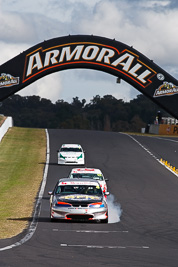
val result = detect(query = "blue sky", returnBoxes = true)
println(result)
[1,0,178,103]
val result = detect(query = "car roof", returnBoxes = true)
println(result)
[57,178,100,186]
[70,168,102,174]
[61,144,82,148]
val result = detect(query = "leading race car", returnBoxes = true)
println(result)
[57,144,85,165]
[68,168,108,193]
[48,178,109,223]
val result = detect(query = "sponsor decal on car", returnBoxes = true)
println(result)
[73,168,95,173]
[59,181,98,186]
[59,194,101,200]
[153,81,178,97]
[0,73,19,88]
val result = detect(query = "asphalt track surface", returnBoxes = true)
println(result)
[1,129,178,267]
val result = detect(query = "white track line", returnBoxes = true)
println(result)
[60,244,149,249]
[52,229,128,233]
[121,133,178,178]
[0,129,50,251]
[133,135,178,143]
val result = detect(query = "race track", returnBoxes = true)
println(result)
[1,129,178,267]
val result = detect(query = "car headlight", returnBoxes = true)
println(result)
[60,153,66,159]
[89,202,105,208]
[77,154,83,159]
[56,202,72,207]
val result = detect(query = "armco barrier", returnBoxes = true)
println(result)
[0,116,13,142]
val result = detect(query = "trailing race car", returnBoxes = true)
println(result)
[69,168,108,193]
[48,178,109,223]
[57,144,85,165]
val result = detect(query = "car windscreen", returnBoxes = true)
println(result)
[55,185,102,196]
[71,173,104,181]
[60,147,82,152]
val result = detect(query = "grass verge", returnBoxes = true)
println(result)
[0,127,46,239]
[0,115,6,126]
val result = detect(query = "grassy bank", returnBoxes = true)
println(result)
[0,115,6,126]
[0,127,46,239]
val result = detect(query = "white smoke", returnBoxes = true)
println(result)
[107,194,122,224]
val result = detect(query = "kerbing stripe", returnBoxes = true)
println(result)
[0,129,50,251]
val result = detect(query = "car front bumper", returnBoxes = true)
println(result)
[58,157,85,165]
[51,206,108,221]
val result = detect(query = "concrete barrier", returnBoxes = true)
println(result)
[0,117,13,142]
[148,123,178,135]
[149,124,159,135]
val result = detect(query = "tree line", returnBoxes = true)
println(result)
[0,94,169,132]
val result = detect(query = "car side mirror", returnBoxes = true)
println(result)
[105,192,110,196]
[48,191,53,195]
[105,179,109,181]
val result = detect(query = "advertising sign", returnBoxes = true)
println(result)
[0,35,178,118]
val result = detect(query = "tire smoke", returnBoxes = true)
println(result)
[107,194,122,223]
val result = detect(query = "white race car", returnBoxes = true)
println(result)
[48,178,109,223]
[57,144,85,165]
[69,168,108,193]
